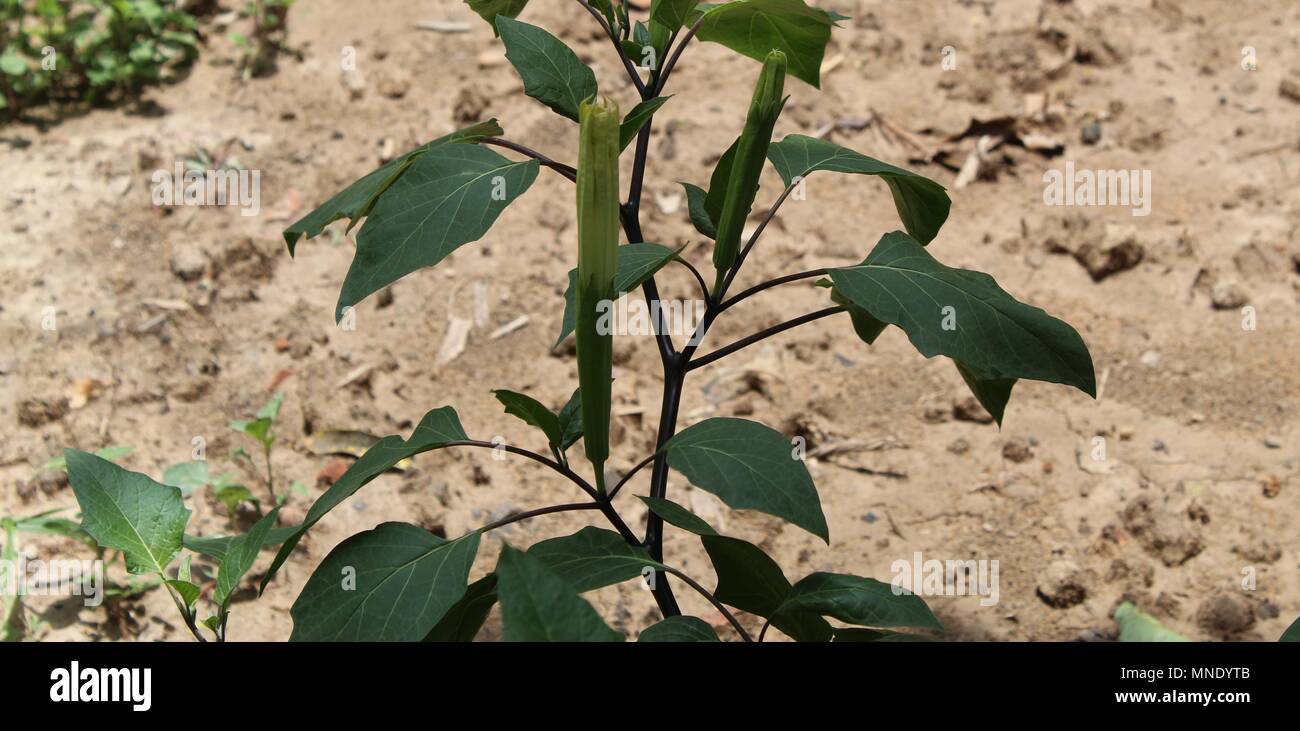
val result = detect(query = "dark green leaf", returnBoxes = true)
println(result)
[290,523,480,641]
[527,526,664,592]
[774,572,943,632]
[497,17,598,122]
[828,232,1097,397]
[639,495,718,536]
[664,417,828,542]
[183,524,300,562]
[826,281,887,344]
[703,534,832,641]
[214,507,280,608]
[556,388,584,451]
[555,243,681,348]
[639,615,720,642]
[335,146,539,321]
[493,389,562,447]
[424,575,498,642]
[650,0,701,31]
[639,496,830,641]
[465,0,530,35]
[703,137,740,233]
[695,0,840,87]
[681,182,717,239]
[65,450,190,576]
[955,360,1015,427]
[261,407,469,592]
[283,120,503,252]
[495,545,622,642]
[620,96,671,151]
[767,134,951,244]
[587,0,620,31]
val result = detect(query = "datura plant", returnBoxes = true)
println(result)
[65,0,1101,642]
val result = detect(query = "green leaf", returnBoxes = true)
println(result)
[497,17,597,122]
[495,545,622,642]
[826,281,888,343]
[681,183,717,239]
[767,134,951,244]
[424,575,499,642]
[334,145,539,321]
[703,534,831,641]
[1281,618,1300,642]
[555,243,681,349]
[828,232,1097,397]
[527,526,665,592]
[773,572,942,632]
[620,96,671,151]
[230,392,281,448]
[493,389,563,448]
[9,509,96,547]
[183,525,300,562]
[464,0,530,35]
[703,137,740,235]
[65,450,191,576]
[214,507,280,608]
[162,461,210,496]
[166,580,201,610]
[639,615,720,642]
[214,484,256,514]
[955,360,1015,427]
[40,445,134,474]
[290,523,480,641]
[695,0,840,87]
[556,388,584,451]
[587,0,620,32]
[639,495,718,536]
[261,407,469,592]
[0,53,27,76]
[282,119,504,253]
[650,0,701,31]
[639,496,831,641]
[664,417,828,542]
[1114,602,1190,642]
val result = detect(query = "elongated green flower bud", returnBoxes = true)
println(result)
[575,96,621,493]
[711,50,787,295]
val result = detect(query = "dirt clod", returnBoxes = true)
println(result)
[1122,496,1204,567]
[1036,560,1087,608]
[1196,594,1255,636]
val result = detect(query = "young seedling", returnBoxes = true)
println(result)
[68,1,1107,642]
[230,391,284,504]
[1,508,95,641]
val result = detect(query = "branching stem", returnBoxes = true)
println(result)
[480,137,576,182]
[686,306,847,372]
[478,502,601,533]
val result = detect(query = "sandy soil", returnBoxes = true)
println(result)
[1,0,1297,642]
